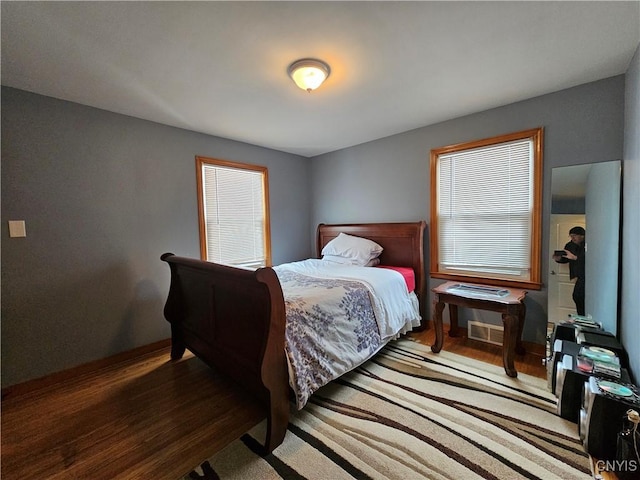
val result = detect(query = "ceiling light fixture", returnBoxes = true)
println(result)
[288,58,331,93]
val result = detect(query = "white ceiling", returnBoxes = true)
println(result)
[2,1,639,157]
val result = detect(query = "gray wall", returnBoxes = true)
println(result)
[1,87,312,387]
[551,197,585,215]
[310,75,626,346]
[622,44,640,382]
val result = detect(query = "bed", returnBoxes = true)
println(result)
[161,221,426,453]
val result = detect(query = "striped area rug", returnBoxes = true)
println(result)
[182,338,592,480]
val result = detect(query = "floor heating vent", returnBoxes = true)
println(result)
[468,321,504,346]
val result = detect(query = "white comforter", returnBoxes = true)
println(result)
[273,259,421,408]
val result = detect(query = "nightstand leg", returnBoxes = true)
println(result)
[431,300,445,353]
[501,313,518,377]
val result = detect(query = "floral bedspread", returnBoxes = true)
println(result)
[273,259,420,409]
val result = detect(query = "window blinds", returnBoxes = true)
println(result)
[437,139,534,280]
[201,164,266,267]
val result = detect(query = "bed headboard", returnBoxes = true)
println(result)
[316,221,427,321]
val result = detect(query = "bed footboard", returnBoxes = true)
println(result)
[161,253,289,453]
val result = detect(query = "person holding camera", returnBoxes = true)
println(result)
[553,226,586,315]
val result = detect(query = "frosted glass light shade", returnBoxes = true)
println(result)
[288,59,330,92]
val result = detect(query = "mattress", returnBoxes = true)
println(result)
[376,265,415,293]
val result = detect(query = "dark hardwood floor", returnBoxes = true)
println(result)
[1,347,265,479]
[3,328,604,479]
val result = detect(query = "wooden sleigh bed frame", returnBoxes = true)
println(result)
[161,221,426,454]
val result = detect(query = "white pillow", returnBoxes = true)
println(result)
[322,254,353,265]
[322,255,381,267]
[321,232,383,266]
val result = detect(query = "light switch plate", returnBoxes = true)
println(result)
[8,220,26,238]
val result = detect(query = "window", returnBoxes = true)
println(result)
[196,156,271,268]
[430,128,543,289]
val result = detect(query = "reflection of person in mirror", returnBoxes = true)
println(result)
[553,226,586,315]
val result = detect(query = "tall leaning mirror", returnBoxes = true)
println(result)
[548,160,622,334]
